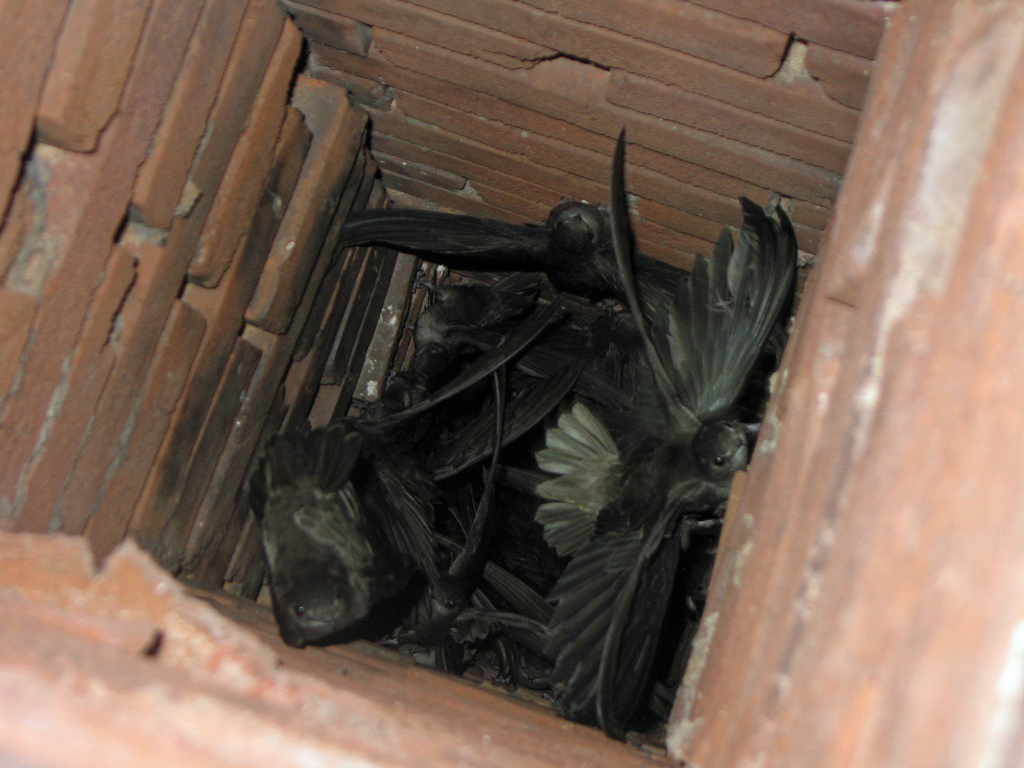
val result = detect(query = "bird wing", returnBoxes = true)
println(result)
[339,208,554,267]
[428,362,584,481]
[664,197,797,422]
[534,401,622,556]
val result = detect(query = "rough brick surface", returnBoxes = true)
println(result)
[282,1,373,54]
[188,20,304,287]
[0,0,69,218]
[805,43,876,111]
[0,290,36,422]
[35,0,152,152]
[130,36,305,564]
[247,76,370,333]
[686,0,895,59]
[15,247,136,535]
[132,0,248,229]
[85,300,206,561]
[0,0,204,515]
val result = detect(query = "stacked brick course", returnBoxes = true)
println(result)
[291,0,896,268]
[0,0,394,591]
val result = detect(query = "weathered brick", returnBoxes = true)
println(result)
[805,43,876,111]
[530,0,789,78]
[35,0,152,152]
[282,1,372,54]
[0,0,204,506]
[0,290,36,407]
[380,169,549,223]
[180,379,285,583]
[0,174,35,283]
[84,301,206,561]
[153,337,262,571]
[285,0,555,68]
[374,152,467,191]
[15,248,136,535]
[366,4,862,142]
[130,74,306,563]
[607,70,853,176]
[313,40,842,208]
[347,251,418,408]
[188,20,303,287]
[173,0,286,260]
[246,76,370,333]
[686,0,895,59]
[0,0,70,217]
[132,0,249,229]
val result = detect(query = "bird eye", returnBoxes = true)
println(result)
[294,605,306,616]
[713,456,726,467]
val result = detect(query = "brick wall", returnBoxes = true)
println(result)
[287,0,897,268]
[0,0,392,590]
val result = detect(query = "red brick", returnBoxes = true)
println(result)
[607,70,852,176]
[132,0,249,229]
[130,79,306,564]
[0,290,36,405]
[246,76,369,333]
[15,248,136,535]
[84,301,206,561]
[313,39,842,208]
[35,0,152,152]
[0,531,95,592]
[367,4,861,142]
[0,0,204,505]
[152,337,262,571]
[0,0,70,216]
[0,177,34,286]
[381,169,550,222]
[282,1,372,54]
[805,43,876,111]
[532,0,790,79]
[286,0,555,68]
[188,20,303,287]
[686,0,895,59]
[173,0,286,259]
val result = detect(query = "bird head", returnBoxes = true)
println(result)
[691,421,751,481]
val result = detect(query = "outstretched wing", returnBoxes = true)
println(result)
[340,208,555,268]
[663,197,797,422]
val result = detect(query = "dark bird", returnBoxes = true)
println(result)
[338,198,684,311]
[251,299,570,648]
[534,131,797,736]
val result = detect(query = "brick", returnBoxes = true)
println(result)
[0,0,204,507]
[173,0,286,260]
[129,77,306,564]
[153,337,262,571]
[246,76,370,333]
[380,169,550,223]
[367,3,861,142]
[607,70,852,176]
[35,0,152,152]
[188,20,303,287]
[132,0,249,229]
[180,380,286,583]
[530,0,790,78]
[805,43,876,111]
[0,0,70,217]
[84,301,206,562]
[15,248,136,535]
[374,152,467,191]
[686,0,895,59]
[0,175,35,284]
[291,152,377,364]
[285,0,555,68]
[347,251,418,406]
[282,1,372,54]
[0,290,36,406]
[313,40,842,208]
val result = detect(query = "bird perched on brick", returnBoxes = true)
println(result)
[534,131,797,736]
